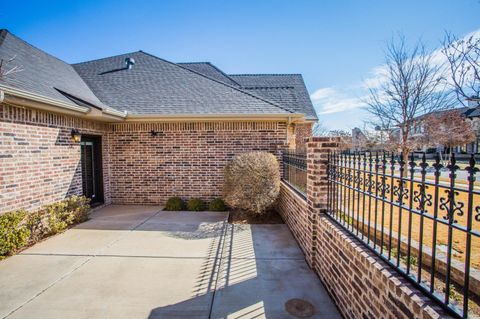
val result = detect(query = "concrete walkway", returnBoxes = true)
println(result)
[0,205,340,319]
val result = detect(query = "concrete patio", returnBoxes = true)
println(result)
[0,205,340,319]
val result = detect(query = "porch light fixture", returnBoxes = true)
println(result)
[150,129,158,137]
[71,129,81,142]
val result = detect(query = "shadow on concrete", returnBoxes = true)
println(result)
[147,223,340,319]
[74,208,229,240]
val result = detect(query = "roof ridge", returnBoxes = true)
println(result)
[0,29,73,66]
[72,50,142,65]
[229,73,302,76]
[243,86,295,89]
[1,29,109,110]
[177,62,211,65]
[177,61,242,87]
[139,51,296,115]
[0,29,8,47]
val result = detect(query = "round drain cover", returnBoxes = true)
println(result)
[285,298,315,318]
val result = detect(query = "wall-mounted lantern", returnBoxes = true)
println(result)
[71,128,81,142]
[150,130,158,137]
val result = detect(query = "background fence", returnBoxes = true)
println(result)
[282,150,307,195]
[327,151,480,318]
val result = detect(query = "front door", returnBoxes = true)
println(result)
[80,136,104,206]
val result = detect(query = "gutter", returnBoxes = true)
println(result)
[0,84,90,114]
[0,84,306,123]
[103,107,127,118]
[0,84,126,121]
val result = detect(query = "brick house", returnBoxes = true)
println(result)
[0,30,317,213]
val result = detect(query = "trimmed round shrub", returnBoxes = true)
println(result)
[164,197,186,211]
[0,210,30,257]
[223,151,280,215]
[208,198,227,211]
[186,198,206,211]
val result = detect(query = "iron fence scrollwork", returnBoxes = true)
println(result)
[327,151,480,318]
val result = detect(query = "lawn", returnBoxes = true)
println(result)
[332,170,480,269]
[331,174,480,315]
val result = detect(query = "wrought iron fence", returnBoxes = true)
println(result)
[282,150,307,195]
[327,151,480,318]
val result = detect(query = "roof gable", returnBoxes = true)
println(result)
[73,52,292,115]
[0,30,106,109]
[178,62,239,87]
[229,74,318,120]
[0,30,312,119]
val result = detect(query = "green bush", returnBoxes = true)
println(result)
[1,196,90,259]
[164,197,186,211]
[186,198,206,211]
[0,210,30,257]
[27,195,90,237]
[208,198,227,211]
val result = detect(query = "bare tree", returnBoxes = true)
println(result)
[442,33,480,105]
[312,121,328,137]
[365,35,454,165]
[423,109,476,163]
[0,56,23,79]
[356,127,391,151]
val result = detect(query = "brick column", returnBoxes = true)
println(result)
[305,137,339,267]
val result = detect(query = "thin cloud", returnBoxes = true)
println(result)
[311,28,480,116]
[310,87,366,114]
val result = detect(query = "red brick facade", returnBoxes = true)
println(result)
[276,137,450,319]
[0,103,111,213]
[107,121,288,205]
[1,103,289,212]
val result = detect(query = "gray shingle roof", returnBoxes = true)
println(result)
[175,63,318,121]
[73,52,292,115]
[0,30,107,109]
[415,106,480,122]
[465,106,480,118]
[229,74,318,120]
[0,30,314,119]
[178,62,240,87]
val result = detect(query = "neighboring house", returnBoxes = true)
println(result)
[0,30,317,213]
[351,127,366,151]
[411,99,480,154]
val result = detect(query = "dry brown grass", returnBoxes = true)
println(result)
[334,177,480,269]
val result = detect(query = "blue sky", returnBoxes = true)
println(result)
[2,0,479,130]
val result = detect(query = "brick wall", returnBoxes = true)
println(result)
[1,102,289,210]
[314,215,447,319]
[107,121,288,205]
[294,122,313,152]
[276,181,309,256]
[0,103,111,213]
[276,137,450,319]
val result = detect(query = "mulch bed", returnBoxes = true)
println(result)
[228,208,284,224]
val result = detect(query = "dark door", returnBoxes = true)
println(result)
[80,136,104,206]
